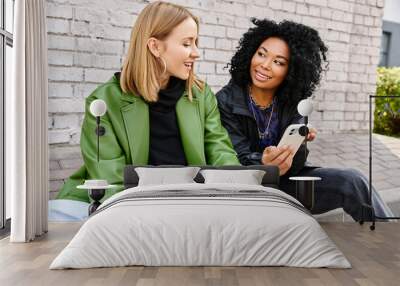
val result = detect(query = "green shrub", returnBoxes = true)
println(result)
[374,67,400,137]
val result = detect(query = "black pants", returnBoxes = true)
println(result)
[280,167,393,221]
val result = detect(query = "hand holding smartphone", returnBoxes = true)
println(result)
[277,124,306,155]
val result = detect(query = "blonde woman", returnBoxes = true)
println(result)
[56,1,239,204]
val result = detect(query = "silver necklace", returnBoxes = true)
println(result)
[249,86,273,110]
[249,87,274,140]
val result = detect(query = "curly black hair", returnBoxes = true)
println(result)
[229,18,328,106]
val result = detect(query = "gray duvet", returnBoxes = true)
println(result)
[50,183,350,269]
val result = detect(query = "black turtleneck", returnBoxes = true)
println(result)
[148,77,187,165]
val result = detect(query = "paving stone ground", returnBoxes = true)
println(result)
[308,132,400,221]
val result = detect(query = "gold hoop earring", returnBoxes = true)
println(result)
[159,57,167,76]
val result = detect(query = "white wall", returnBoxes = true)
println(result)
[383,0,400,23]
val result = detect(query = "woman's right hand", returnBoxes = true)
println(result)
[261,145,296,176]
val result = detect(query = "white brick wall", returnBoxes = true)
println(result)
[47,0,385,197]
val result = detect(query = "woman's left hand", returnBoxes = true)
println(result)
[307,127,317,141]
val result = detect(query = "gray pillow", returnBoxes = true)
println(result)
[200,169,266,185]
[135,167,201,186]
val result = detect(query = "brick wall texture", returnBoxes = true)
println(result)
[46,0,385,198]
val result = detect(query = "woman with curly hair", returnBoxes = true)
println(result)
[216,19,392,221]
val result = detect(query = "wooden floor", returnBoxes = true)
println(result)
[0,222,399,286]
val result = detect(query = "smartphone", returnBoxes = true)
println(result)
[277,124,306,154]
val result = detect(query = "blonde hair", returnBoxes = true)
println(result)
[121,1,204,102]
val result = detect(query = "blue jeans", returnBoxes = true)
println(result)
[280,167,393,221]
[48,199,89,222]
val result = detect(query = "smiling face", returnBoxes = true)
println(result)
[160,17,200,81]
[250,37,290,94]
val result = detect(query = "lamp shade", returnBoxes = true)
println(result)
[297,98,313,117]
[89,99,107,117]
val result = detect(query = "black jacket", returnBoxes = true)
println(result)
[216,81,309,176]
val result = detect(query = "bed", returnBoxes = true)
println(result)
[50,165,350,269]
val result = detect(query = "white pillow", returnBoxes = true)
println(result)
[135,167,200,186]
[200,169,266,185]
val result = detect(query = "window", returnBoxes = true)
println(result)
[379,31,391,67]
[1,0,14,234]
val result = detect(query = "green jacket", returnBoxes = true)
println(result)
[57,75,240,202]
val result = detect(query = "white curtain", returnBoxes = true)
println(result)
[8,0,49,242]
